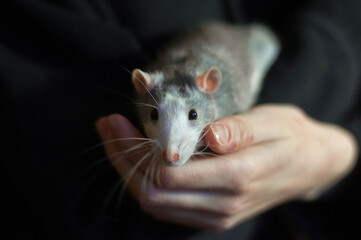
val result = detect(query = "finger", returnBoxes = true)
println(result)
[95,116,114,143]
[204,104,299,154]
[150,153,245,191]
[153,139,290,191]
[149,207,230,230]
[146,186,288,231]
[143,147,284,211]
[96,115,165,203]
[141,185,252,216]
[96,114,145,153]
[95,114,149,172]
[149,206,244,231]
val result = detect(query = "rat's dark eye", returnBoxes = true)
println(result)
[150,109,158,121]
[188,109,197,120]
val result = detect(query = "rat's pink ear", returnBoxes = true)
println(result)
[132,69,155,94]
[196,66,222,94]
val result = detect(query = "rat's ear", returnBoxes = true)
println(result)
[196,66,222,94]
[132,69,155,94]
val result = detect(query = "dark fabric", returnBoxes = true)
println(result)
[1,0,360,239]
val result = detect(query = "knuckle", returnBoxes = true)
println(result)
[285,104,306,117]
[256,104,309,131]
[255,103,305,117]
[285,105,309,129]
[228,173,247,194]
[240,157,258,183]
[219,158,252,194]
[231,177,249,194]
[228,161,253,193]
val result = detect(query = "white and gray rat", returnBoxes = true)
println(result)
[131,22,279,167]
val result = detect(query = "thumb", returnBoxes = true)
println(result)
[204,106,291,154]
[204,115,254,154]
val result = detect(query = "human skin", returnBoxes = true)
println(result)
[95,104,358,230]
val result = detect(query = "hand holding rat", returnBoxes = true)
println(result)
[96,104,357,230]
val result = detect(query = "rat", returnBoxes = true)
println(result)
[131,22,280,167]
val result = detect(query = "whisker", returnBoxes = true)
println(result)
[116,149,154,205]
[78,137,156,156]
[110,141,153,158]
[197,121,215,143]
[86,80,160,110]
[140,160,151,200]
[140,155,157,202]
[151,157,158,185]
[85,82,134,103]
[79,141,154,177]
[119,64,159,106]
[156,161,163,187]
[102,149,153,218]
[114,148,156,215]
[134,102,158,109]
[109,144,154,172]
[198,140,210,154]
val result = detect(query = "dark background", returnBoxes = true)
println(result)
[1,0,361,239]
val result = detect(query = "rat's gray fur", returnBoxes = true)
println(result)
[134,22,279,166]
[143,22,279,119]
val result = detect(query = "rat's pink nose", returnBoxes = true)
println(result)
[162,150,180,164]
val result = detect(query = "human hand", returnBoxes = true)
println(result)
[95,104,357,230]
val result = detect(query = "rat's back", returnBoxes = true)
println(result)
[152,22,280,117]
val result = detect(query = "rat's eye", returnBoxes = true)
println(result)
[150,109,158,121]
[188,109,197,120]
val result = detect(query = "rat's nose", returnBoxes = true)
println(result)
[162,150,180,164]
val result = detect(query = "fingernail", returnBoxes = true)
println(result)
[211,122,230,146]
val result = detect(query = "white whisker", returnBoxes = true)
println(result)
[86,82,134,103]
[118,150,153,201]
[135,102,158,109]
[140,155,157,202]
[150,157,158,187]
[79,137,155,156]
[120,65,159,106]
[79,141,154,178]
[197,121,215,143]
[198,140,210,154]
[110,141,154,165]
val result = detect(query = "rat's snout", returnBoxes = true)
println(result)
[162,150,180,164]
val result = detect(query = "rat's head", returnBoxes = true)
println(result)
[131,66,222,166]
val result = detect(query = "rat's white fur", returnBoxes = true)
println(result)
[144,88,202,166]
